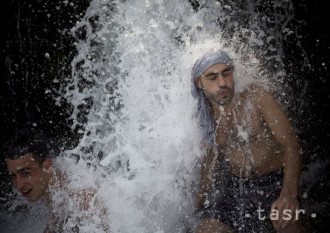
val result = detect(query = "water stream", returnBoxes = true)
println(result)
[2,1,312,232]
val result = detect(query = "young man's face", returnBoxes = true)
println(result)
[6,153,51,202]
[197,63,234,106]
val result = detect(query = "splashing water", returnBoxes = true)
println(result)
[2,1,302,233]
[61,1,213,232]
[55,0,296,232]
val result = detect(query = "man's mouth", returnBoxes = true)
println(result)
[219,90,228,97]
[21,189,32,197]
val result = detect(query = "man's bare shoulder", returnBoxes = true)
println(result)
[246,83,276,107]
[248,83,270,95]
[51,169,98,206]
[237,83,266,99]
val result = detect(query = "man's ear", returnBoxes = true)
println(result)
[195,78,203,89]
[42,158,52,172]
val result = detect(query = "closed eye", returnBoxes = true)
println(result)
[204,68,232,80]
[205,73,218,80]
[221,69,232,77]
[18,168,32,177]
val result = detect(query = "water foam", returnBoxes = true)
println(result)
[53,0,292,232]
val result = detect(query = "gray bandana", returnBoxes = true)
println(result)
[191,50,233,145]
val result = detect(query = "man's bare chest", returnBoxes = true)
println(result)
[215,105,264,147]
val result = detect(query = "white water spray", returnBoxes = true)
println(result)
[2,1,299,232]
[58,0,291,232]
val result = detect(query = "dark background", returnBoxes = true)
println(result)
[0,0,329,232]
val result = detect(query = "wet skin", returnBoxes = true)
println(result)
[197,63,293,177]
[6,153,52,202]
[6,154,110,232]
[196,63,303,232]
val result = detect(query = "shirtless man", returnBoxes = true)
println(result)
[191,50,305,232]
[4,131,110,232]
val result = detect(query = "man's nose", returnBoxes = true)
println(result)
[217,76,227,87]
[14,177,25,190]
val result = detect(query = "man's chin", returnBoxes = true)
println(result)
[217,98,232,106]
[25,197,36,202]
[25,194,39,202]
[208,94,233,106]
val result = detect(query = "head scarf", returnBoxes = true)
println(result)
[191,50,233,145]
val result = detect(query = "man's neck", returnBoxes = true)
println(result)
[42,169,57,206]
[210,101,232,119]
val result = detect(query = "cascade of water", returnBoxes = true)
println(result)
[61,1,209,232]
[2,1,303,232]
[57,0,296,232]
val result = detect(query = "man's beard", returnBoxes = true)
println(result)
[206,87,234,106]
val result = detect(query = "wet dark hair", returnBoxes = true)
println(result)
[4,130,50,165]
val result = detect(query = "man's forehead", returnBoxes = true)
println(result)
[203,63,231,73]
[6,153,38,169]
